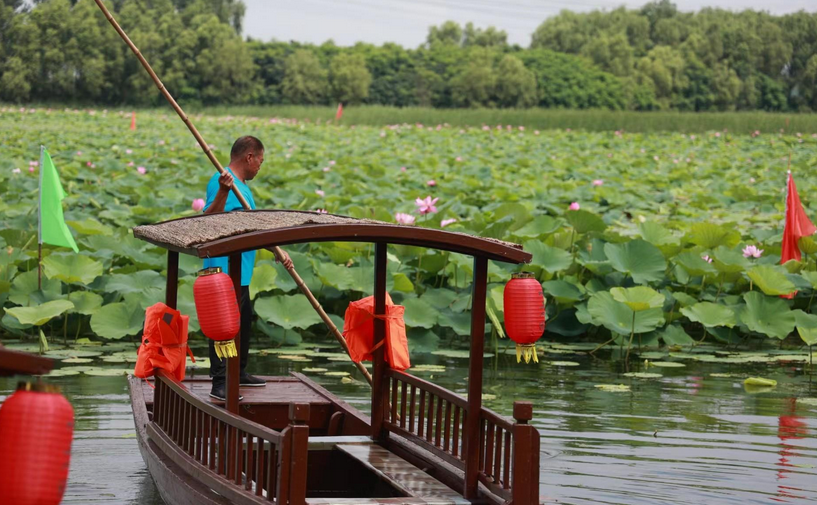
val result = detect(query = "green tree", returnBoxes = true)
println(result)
[450,49,496,107]
[426,21,463,46]
[329,52,372,104]
[281,49,327,104]
[463,23,507,47]
[494,54,537,108]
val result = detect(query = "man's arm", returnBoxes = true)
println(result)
[203,172,234,214]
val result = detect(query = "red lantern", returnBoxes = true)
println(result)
[503,272,546,363]
[194,267,240,359]
[0,383,74,505]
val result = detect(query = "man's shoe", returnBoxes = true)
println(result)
[240,373,266,387]
[209,383,243,402]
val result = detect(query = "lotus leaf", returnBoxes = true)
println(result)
[42,253,103,285]
[523,240,572,274]
[9,270,62,306]
[391,273,414,293]
[794,310,817,346]
[680,302,737,328]
[638,221,677,247]
[255,295,323,330]
[799,236,817,255]
[67,218,113,236]
[587,291,663,335]
[801,271,817,289]
[420,288,458,310]
[549,361,580,366]
[249,262,278,299]
[6,300,74,326]
[565,210,607,234]
[401,296,439,329]
[744,377,777,387]
[513,216,561,238]
[90,301,144,339]
[671,292,698,307]
[68,291,103,315]
[649,361,685,368]
[406,329,440,353]
[542,280,584,304]
[315,262,356,291]
[684,223,740,249]
[104,270,164,295]
[604,240,666,284]
[674,251,717,277]
[747,265,796,296]
[657,325,696,346]
[740,291,796,340]
[594,384,631,392]
[623,372,662,378]
[710,246,750,274]
[610,286,664,311]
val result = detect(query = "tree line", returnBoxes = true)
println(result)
[1,0,816,111]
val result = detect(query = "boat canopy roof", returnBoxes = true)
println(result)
[133,210,530,264]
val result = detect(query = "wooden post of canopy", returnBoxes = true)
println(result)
[370,242,388,441]
[166,251,179,309]
[464,255,488,500]
[227,254,242,415]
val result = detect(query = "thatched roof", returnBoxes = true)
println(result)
[133,210,529,264]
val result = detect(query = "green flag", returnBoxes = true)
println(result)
[39,146,78,253]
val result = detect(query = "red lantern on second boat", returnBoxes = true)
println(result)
[0,383,74,505]
[504,272,546,363]
[194,267,240,359]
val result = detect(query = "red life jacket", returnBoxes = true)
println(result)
[343,293,410,371]
[134,303,194,381]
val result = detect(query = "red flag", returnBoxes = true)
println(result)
[130,111,136,131]
[335,103,343,121]
[780,171,816,264]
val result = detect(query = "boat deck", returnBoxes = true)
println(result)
[140,376,331,407]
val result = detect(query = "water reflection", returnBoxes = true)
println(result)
[0,348,815,504]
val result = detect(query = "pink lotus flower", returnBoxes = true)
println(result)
[29,161,38,167]
[568,202,580,211]
[742,245,764,258]
[534,130,540,135]
[315,189,325,197]
[482,126,490,131]
[749,177,756,183]
[86,161,93,167]
[702,255,713,263]
[400,166,407,172]
[518,126,525,131]
[427,180,436,187]
[192,199,205,212]
[76,151,82,156]
[12,168,21,174]
[329,160,336,166]
[714,132,721,138]
[159,140,166,145]
[653,156,660,161]
[127,161,134,167]
[322,166,331,172]
[441,218,457,228]
[455,156,462,162]
[592,179,604,186]
[316,209,328,214]
[126,149,133,154]
[137,166,146,175]
[415,196,439,215]
[28,166,35,173]
[395,213,416,225]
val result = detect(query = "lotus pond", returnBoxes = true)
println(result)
[3,108,817,355]
[1,341,816,504]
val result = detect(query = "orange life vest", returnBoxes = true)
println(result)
[343,293,410,371]
[134,302,194,381]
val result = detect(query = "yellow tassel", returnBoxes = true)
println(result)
[515,344,538,364]
[214,340,237,359]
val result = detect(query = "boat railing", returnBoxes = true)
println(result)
[151,371,310,505]
[384,369,540,504]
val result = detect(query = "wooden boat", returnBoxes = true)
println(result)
[128,210,541,505]
[0,346,53,377]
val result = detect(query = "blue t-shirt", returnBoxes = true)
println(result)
[202,167,257,286]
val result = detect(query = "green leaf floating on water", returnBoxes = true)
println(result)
[255,295,323,330]
[744,377,777,387]
[587,291,663,335]
[740,291,796,340]
[604,240,666,284]
[7,300,74,326]
[649,361,686,368]
[623,372,662,379]
[610,286,664,311]
[680,302,737,328]
[594,384,630,392]
[43,253,103,285]
[90,301,144,339]
[747,265,797,296]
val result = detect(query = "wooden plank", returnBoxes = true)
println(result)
[464,255,488,500]
[336,444,469,504]
[0,348,54,377]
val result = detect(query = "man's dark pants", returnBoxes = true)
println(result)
[209,285,251,386]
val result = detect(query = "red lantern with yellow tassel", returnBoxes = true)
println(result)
[194,267,240,359]
[503,272,546,363]
[0,382,74,505]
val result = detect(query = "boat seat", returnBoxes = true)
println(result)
[336,444,470,505]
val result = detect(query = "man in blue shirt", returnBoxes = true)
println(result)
[202,136,292,401]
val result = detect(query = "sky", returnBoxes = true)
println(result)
[242,0,817,48]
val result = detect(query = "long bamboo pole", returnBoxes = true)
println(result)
[92,0,372,387]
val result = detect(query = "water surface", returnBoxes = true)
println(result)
[2,345,816,505]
